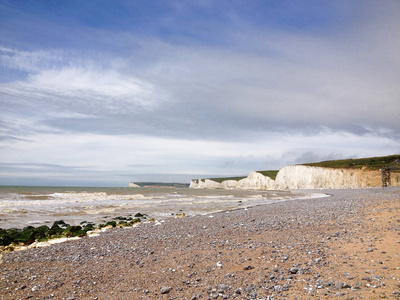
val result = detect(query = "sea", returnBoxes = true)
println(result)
[0,186,326,229]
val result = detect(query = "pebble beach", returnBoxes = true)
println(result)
[1,187,400,300]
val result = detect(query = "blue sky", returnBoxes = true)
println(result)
[0,0,399,186]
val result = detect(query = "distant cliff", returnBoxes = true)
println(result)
[190,171,275,189]
[190,171,276,189]
[190,165,399,190]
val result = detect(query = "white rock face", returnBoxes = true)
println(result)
[129,182,140,188]
[237,171,276,190]
[275,165,381,189]
[189,179,221,189]
[190,165,385,190]
[190,172,275,190]
[220,180,239,189]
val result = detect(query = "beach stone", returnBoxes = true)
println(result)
[271,267,279,272]
[333,281,343,290]
[160,286,172,294]
[217,284,228,291]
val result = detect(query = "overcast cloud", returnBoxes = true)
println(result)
[0,0,399,186]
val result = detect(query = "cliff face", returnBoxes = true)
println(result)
[189,179,221,189]
[237,171,276,189]
[190,172,275,189]
[190,165,392,190]
[275,165,381,189]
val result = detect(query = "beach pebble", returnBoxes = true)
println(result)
[160,286,172,294]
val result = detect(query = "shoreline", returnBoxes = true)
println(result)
[0,190,329,254]
[0,187,313,230]
[1,187,399,299]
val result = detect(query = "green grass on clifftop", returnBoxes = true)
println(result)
[256,170,279,180]
[206,170,279,183]
[206,176,247,183]
[301,154,400,170]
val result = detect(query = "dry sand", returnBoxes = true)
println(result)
[1,187,400,300]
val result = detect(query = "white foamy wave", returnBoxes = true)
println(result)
[51,192,108,200]
[299,193,330,199]
[195,195,235,199]
[0,192,157,207]
[52,192,163,201]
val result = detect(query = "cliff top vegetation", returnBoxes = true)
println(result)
[302,154,400,170]
[206,170,279,183]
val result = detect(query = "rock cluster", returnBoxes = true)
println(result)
[0,215,145,251]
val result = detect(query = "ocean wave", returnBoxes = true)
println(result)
[0,192,163,207]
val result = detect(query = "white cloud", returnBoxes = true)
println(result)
[0,46,70,73]
[1,68,163,112]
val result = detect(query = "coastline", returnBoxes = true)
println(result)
[1,187,399,299]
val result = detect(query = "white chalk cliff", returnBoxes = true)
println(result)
[274,165,381,189]
[190,171,276,190]
[190,165,387,190]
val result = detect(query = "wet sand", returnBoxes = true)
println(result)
[1,187,400,299]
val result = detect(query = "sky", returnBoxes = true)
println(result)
[0,0,399,186]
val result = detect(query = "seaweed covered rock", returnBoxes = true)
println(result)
[83,224,94,231]
[130,218,141,225]
[105,221,117,227]
[3,228,36,245]
[0,214,149,248]
[34,225,50,241]
[0,229,12,246]
[15,228,36,245]
[49,222,65,236]
[64,225,82,237]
